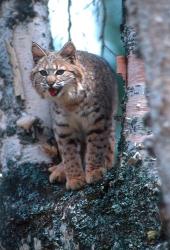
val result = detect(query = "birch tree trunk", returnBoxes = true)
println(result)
[126,0,170,244]
[0,0,52,172]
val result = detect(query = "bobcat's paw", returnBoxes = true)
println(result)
[85,166,106,184]
[49,163,66,183]
[66,176,86,190]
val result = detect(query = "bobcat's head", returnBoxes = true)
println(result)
[31,41,84,105]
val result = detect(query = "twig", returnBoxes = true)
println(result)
[104,44,118,57]
[83,0,95,10]
[67,0,72,41]
[100,0,106,56]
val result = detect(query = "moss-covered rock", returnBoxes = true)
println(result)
[0,155,162,249]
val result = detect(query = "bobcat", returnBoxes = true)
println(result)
[31,41,117,190]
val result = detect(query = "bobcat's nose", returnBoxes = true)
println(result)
[47,75,56,85]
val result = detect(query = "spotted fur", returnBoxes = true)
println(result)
[31,41,117,190]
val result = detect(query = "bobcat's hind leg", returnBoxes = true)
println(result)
[85,124,114,184]
[105,128,115,170]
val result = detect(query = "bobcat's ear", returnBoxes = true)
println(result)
[32,42,47,64]
[59,41,76,63]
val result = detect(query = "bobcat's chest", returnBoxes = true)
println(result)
[68,111,89,135]
[52,103,89,141]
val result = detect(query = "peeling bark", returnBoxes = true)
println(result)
[6,41,25,100]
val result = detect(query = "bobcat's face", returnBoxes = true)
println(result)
[31,42,84,103]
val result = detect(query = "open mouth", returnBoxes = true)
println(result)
[49,88,58,96]
[48,85,63,97]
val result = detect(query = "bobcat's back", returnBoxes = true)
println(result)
[76,50,116,110]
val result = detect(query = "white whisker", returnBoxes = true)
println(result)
[53,81,65,89]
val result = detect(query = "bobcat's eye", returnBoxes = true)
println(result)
[39,70,48,76]
[56,69,65,75]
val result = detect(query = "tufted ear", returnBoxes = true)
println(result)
[32,42,47,64]
[58,41,76,63]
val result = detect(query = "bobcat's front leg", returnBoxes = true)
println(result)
[58,137,86,190]
[85,124,114,184]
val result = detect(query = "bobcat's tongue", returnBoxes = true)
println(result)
[49,88,57,96]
